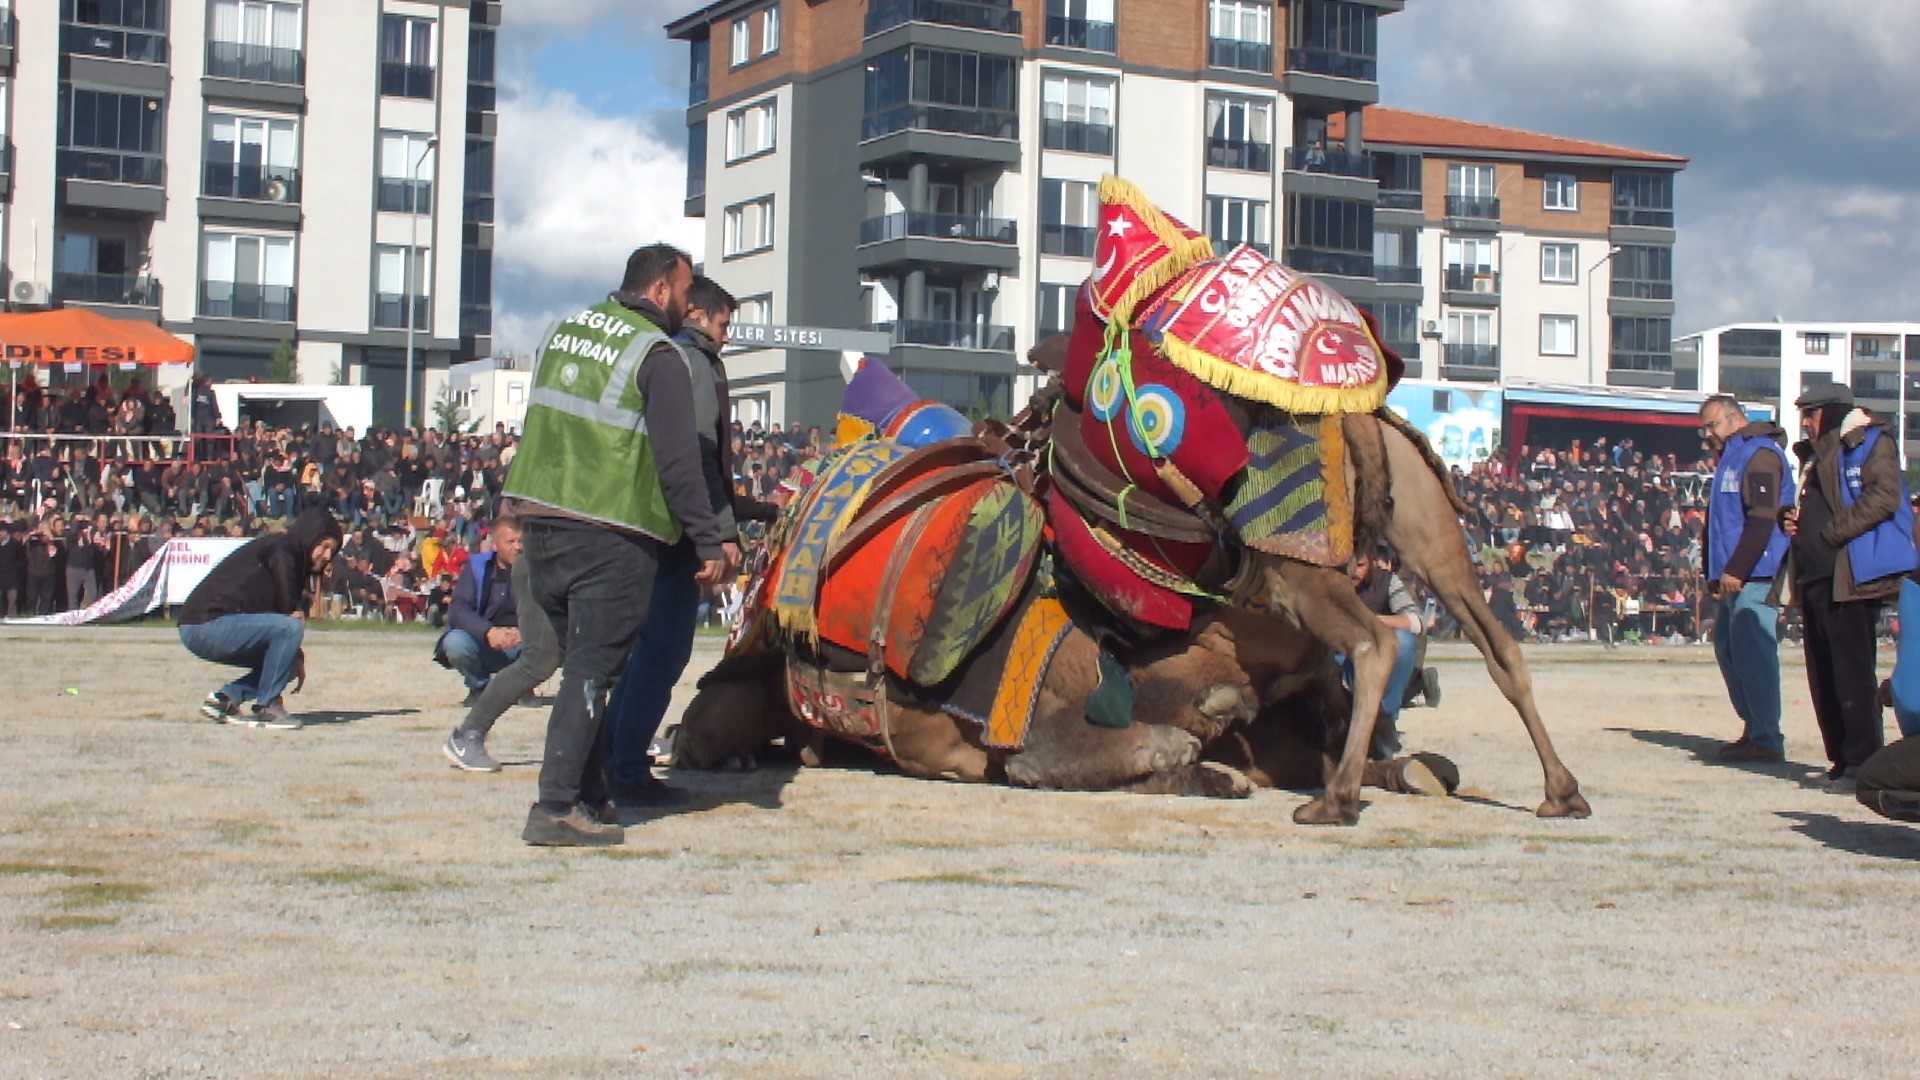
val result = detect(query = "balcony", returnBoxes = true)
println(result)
[0,8,14,68]
[859,212,1016,245]
[463,196,495,224]
[204,162,300,202]
[1442,266,1500,305]
[865,0,1021,37]
[872,320,1015,351]
[460,305,493,338]
[1611,279,1674,301]
[380,61,435,99]
[1208,38,1273,74]
[1375,263,1420,286]
[1285,48,1377,81]
[206,41,304,84]
[1377,189,1422,211]
[1040,224,1095,258]
[1442,344,1500,380]
[861,104,1018,143]
[1444,195,1500,226]
[1284,248,1372,280]
[373,293,431,330]
[1612,205,1674,228]
[1045,15,1115,52]
[1207,138,1273,173]
[1283,145,1372,178]
[1043,119,1114,155]
[1211,239,1271,258]
[54,272,162,309]
[377,178,434,215]
[61,22,168,63]
[468,83,496,111]
[201,282,296,322]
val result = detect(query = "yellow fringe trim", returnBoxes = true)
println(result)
[1319,414,1353,563]
[1153,334,1389,414]
[1096,175,1215,326]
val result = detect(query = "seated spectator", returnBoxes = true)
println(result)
[432,515,523,704]
[381,556,426,623]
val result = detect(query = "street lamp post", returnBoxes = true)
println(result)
[403,136,438,430]
[1585,244,1622,387]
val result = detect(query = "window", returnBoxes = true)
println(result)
[1042,73,1114,153]
[1543,172,1578,211]
[1720,328,1781,359]
[377,131,436,214]
[1206,95,1273,172]
[1205,196,1271,254]
[724,197,776,256]
[1609,244,1673,300]
[1613,170,1674,227]
[1443,236,1494,272]
[736,294,772,325]
[373,244,432,329]
[689,37,710,106]
[1853,336,1886,360]
[1293,0,1378,79]
[761,5,779,54]
[1040,178,1098,257]
[730,16,750,66]
[1369,301,1419,350]
[726,99,776,162]
[1286,194,1372,276]
[1611,316,1673,371]
[1540,242,1577,284]
[61,0,169,62]
[1046,0,1116,52]
[1448,163,1494,199]
[1804,332,1831,356]
[380,15,435,98]
[56,86,166,184]
[1209,0,1273,72]
[460,246,491,309]
[1372,227,1417,282]
[1037,283,1077,337]
[862,47,1019,141]
[1540,315,1577,356]
[202,230,297,321]
[204,112,298,199]
[208,0,304,83]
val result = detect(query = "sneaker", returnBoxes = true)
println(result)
[199,691,240,722]
[608,773,693,811]
[1858,789,1920,823]
[442,729,501,773]
[521,803,624,847]
[226,698,301,730]
[1824,772,1859,795]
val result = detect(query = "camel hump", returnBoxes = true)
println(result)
[1369,407,1471,518]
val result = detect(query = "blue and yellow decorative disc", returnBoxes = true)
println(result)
[1127,385,1186,458]
[1088,356,1124,422]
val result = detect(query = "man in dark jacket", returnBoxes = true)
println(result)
[0,522,26,617]
[434,515,523,703]
[177,507,342,729]
[1780,382,1917,791]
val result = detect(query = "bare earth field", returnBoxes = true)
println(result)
[1,625,1917,1079]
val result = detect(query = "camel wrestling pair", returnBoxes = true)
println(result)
[674,176,1588,826]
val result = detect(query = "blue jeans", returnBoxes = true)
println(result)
[1337,627,1419,760]
[605,541,701,792]
[1713,581,1783,751]
[179,614,305,706]
[438,628,522,691]
[1890,579,1920,739]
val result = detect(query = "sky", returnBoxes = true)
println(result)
[492,0,1920,356]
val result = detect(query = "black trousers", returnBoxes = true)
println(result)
[1857,736,1920,794]
[521,521,659,808]
[1799,577,1884,772]
[26,575,57,616]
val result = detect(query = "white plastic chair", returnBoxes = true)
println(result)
[413,476,445,519]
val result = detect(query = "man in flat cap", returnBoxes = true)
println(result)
[1779,381,1917,791]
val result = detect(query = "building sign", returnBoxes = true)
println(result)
[727,323,894,354]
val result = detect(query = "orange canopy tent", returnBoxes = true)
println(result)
[0,308,194,366]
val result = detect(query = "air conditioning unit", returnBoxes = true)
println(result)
[264,176,294,202]
[1471,274,1495,294]
[1421,319,1441,338]
[11,280,50,308]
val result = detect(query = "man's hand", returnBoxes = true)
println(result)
[485,626,520,650]
[289,649,307,694]
[1718,573,1742,597]
[1780,506,1799,537]
[721,542,742,580]
[695,557,726,587]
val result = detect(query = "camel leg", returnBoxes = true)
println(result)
[1380,425,1590,818]
[1267,562,1397,825]
[1005,711,1203,791]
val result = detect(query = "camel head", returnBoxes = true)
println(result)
[670,653,786,770]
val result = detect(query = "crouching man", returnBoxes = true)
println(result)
[179,507,342,730]
[434,514,523,706]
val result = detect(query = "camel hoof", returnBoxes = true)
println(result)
[1294,794,1360,826]
[1536,791,1593,819]
[1196,761,1254,799]
[1404,752,1460,797]
[1144,726,1201,774]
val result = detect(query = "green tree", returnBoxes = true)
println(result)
[266,338,298,383]
[432,386,471,435]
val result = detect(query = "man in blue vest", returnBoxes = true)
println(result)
[501,244,729,846]
[433,514,522,706]
[1780,382,1918,792]
[1698,394,1794,763]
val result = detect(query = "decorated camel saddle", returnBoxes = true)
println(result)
[1046,176,1406,631]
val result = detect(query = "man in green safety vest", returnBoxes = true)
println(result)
[502,243,730,846]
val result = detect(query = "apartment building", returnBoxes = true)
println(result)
[1677,321,1920,444]
[667,0,1402,427]
[3,0,498,428]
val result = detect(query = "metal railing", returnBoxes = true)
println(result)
[1609,351,1674,373]
[861,104,1018,142]
[380,61,435,99]
[373,293,431,330]
[467,83,496,111]
[460,305,493,338]
[1042,119,1114,155]
[203,162,301,202]
[57,148,164,186]
[61,22,168,63]
[1443,266,1500,294]
[1283,248,1372,279]
[200,281,297,322]
[1285,47,1377,81]
[462,196,495,224]
[1444,195,1500,221]
[858,211,1017,245]
[1611,206,1674,228]
[872,320,1015,351]
[377,178,433,214]
[205,40,304,84]
[1443,343,1500,370]
[1375,263,1421,285]
[865,0,1021,36]
[1207,138,1273,173]
[1044,15,1115,51]
[1210,238,1271,258]
[1208,38,1272,73]
[1377,189,1423,211]
[1284,145,1373,178]
[1040,224,1096,258]
[53,272,162,307]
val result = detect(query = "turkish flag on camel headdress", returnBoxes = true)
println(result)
[1086,176,1213,328]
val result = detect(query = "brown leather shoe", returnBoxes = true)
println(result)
[1720,741,1785,763]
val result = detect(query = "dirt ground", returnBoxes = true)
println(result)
[1,624,1916,1079]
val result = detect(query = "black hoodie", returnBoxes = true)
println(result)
[177,509,342,625]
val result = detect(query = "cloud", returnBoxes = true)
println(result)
[1379,0,1920,334]
[492,87,702,356]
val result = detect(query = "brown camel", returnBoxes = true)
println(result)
[1027,334,1589,825]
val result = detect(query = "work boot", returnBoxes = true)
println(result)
[521,803,624,847]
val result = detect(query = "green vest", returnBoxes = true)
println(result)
[503,300,696,542]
